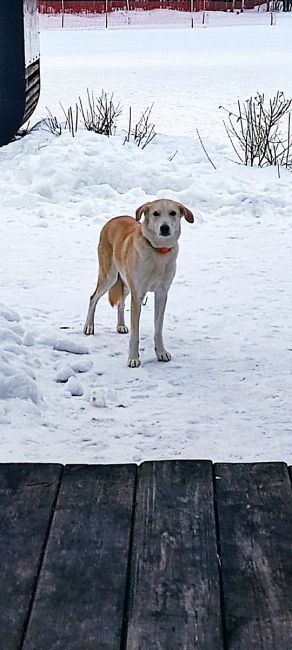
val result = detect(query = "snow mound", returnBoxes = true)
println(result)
[66,376,84,397]
[0,305,41,405]
[54,338,89,355]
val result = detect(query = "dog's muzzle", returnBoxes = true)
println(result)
[160,223,171,237]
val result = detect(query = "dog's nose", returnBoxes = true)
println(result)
[160,223,170,237]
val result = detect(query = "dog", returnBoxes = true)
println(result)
[83,199,194,367]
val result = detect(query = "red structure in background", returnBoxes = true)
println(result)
[38,0,266,12]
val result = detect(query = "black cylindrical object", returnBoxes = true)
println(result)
[0,0,40,146]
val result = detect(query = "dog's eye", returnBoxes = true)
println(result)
[169,210,177,216]
[153,211,160,217]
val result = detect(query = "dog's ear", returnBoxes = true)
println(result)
[178,203,194,223]
[136,203,150,221]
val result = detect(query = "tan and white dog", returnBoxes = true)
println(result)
[83,199,194,367]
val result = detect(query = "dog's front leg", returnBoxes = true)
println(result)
[154,290,171,362]
[128,293,143,368]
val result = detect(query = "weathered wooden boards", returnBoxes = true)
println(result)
[22,464,137,650]
[0,461,291,650]
[215,462,292,650]
[126,460,223,650]
[0,464,62,650]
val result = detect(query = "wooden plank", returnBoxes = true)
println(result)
[215,462,292,650]
[22,464,137,650]
[0,463,62,650]
[126,460,223,650]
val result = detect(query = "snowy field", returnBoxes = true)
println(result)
[1,12,292,463]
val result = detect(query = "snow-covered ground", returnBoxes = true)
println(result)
[1,13,292,463]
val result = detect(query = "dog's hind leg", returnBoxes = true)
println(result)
[108,275,130,334]
[117,299,129,334]
[83,263,118,335]
[117,284,130,334]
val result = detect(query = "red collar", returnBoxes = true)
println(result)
[144,235,172,254]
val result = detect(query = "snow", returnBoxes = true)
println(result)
[0,305,41,408]
[1,13,292,463]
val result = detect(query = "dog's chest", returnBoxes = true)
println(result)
[136,252,176,293]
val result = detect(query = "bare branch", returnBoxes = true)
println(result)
[196,129,217,169]
[220,92,292,169]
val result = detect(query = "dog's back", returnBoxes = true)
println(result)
[99,216,140,255]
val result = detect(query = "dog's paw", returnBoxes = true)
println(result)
[117,325,129,334]
[156,350,172,362]
[128,357,141,368]
[83,323,94,335]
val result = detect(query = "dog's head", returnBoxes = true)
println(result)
[136,199,194,248]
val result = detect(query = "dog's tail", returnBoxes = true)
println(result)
[108,274,123,307]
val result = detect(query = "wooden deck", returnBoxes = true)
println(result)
[0,461,291,649]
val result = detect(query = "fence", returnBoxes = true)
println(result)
[38,0,267,13]
[38,0,272,29]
